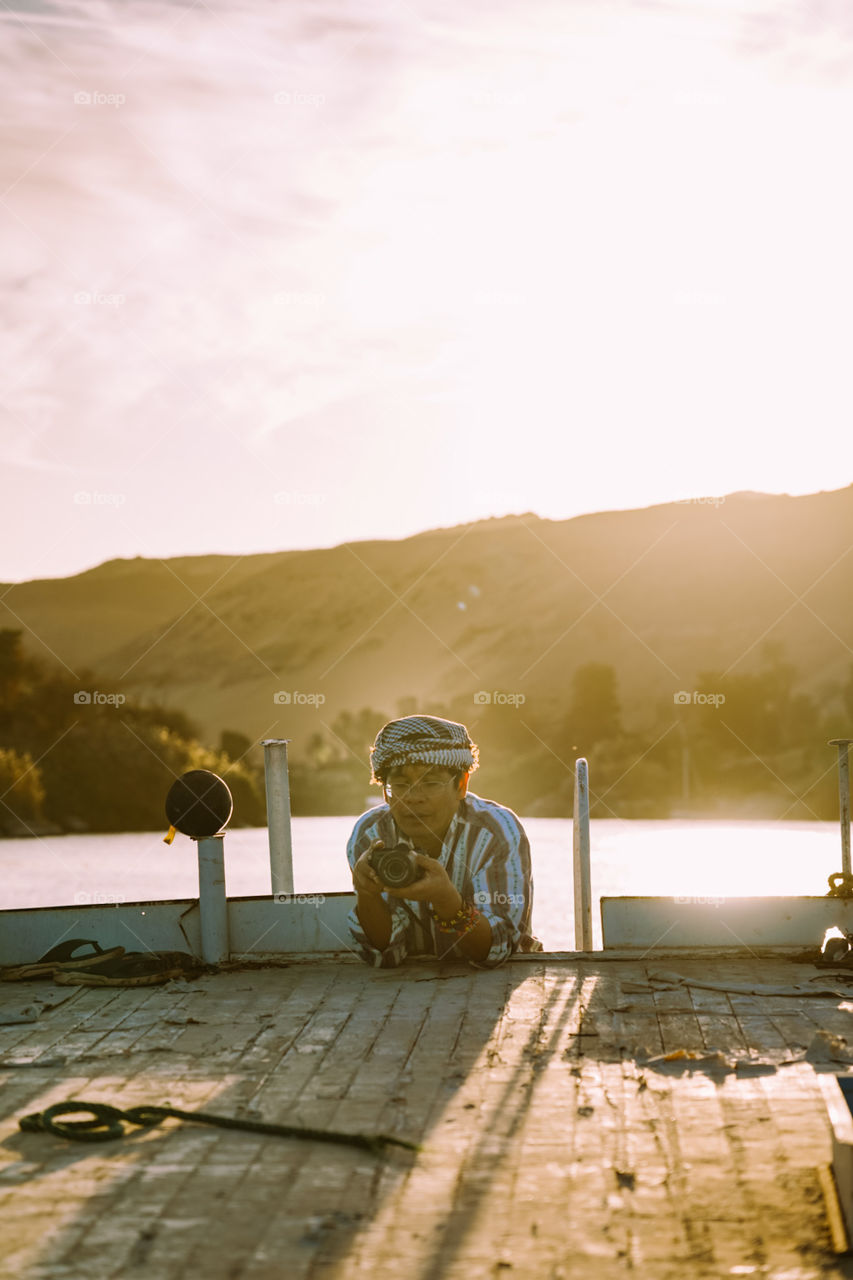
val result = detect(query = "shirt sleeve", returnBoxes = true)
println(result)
[465,814,532,970]
[346,815,412,968]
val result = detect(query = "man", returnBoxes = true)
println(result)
[347,714,540,968]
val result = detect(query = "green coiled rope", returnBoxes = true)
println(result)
[19,1101,419,1155]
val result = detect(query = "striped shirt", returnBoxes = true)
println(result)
[346,792,534,969]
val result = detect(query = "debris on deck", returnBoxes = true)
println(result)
[0,955,851,1279]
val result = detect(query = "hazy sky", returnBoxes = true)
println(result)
[2,0,852,583]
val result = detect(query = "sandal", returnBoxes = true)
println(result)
[53,950,205,987]
[1,939,125,982]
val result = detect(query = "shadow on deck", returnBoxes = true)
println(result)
[1,954,852,1279]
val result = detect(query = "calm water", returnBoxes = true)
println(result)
[0,819,841,951]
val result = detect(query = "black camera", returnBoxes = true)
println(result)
[369,843,424,889]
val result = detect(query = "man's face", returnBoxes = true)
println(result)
[383,763,466,846]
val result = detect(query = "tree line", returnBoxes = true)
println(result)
[0,630,266,836]
[290,648,853,822]
[1,628,850,833]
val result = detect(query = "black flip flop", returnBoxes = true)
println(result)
[53,950,205,987]
[1,939,126,982]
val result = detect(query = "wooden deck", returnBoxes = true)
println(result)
[1,955,852,1279]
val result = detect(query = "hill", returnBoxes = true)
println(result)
[3,486,852,817]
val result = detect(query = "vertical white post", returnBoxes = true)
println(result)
[573,757,592,951]
[262,738,294,897]
[829,739,852,878]
[198,835,229,964]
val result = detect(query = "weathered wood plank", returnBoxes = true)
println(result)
[696,1013,747,1054]
[656,1011,705,1053]
[768,1010,822,1051]
[0,956,847,1280]
[687,985,734,1014]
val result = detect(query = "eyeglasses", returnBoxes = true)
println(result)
[383,778,453,800]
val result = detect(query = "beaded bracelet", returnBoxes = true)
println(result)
[432,899,480,937]
[453,908,480,940]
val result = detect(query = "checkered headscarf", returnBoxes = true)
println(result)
[369,715,479,783]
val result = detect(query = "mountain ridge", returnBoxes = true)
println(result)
[3,485,851,755]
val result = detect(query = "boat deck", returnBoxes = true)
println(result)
[1,954,852,1280]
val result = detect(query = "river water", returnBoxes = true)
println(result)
[0,819,841,951]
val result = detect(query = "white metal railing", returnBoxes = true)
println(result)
[197,834,228,963]
[829,739,852,886]
[573,756,592,950]
[195,740,295,963]
[262,738,295,896]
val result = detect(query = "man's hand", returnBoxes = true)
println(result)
[383,853,461,918]
[352,840,387,898]
[357,847,491,962]
[352,840,394,951]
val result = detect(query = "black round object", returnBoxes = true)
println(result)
[823,937,851,964]
[165,770,233,839]
[369,843,423,889]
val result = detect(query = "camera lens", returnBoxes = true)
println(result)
[369,844,421,888]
